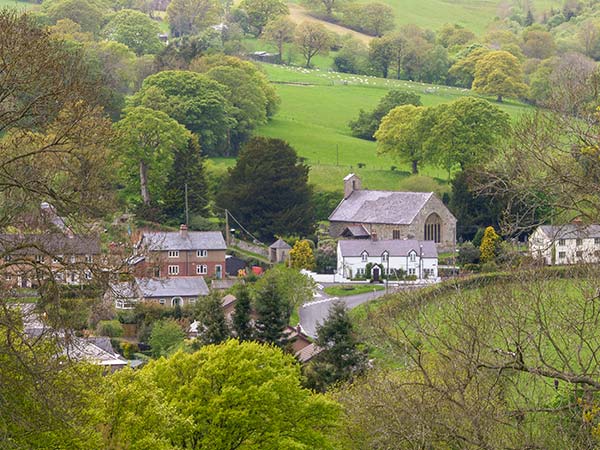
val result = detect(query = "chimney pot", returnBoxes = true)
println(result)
[180,224,188,238]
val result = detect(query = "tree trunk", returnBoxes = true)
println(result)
[497,94,503,102]
[139,160,150,205]
[411,160,418,175]
[278,41,283,64]
[305,54,312,68]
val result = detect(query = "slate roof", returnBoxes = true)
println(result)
[341,225,370,237]
[141,231,226,251]
[269,238,291,249]
[0,234,101,255]
[338,239,438,258]
[329,191,434,225]
[538,224,600,240]
[136,277,209,298]
[296,343,322,363]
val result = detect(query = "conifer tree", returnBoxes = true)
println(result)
[163,136,208,222]
[196,292,229,346]
[305,301,368,392]
[232,284,253,341]
[254,275,289,347]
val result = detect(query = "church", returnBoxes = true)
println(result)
[328,174,457,252]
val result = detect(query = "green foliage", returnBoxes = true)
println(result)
[102,9,162,55]
[479,226,501,263]
[472,50,528,102]
[253,272,290,347]
[149,319,185,357]
[340,2,395,37]
[102,341,340,448]
[457,241,480,265]
[349,89,422,141]
[113,106,191,206]
[237,0,288,36]
[289,239,316,270]
[375,104,427,174]
[217,137,314,241]
[195,291,229,345]
[162,136,209,223]
[231,283,253,341]
[96,319,124,337]
[305,301,368,391]
[295,21,332,68]
[42,0,110,34]
[448,47,489,88]
[166,0,220,37]
[130,70,233,155]
[261,16,296,62]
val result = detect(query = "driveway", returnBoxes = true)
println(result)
[299,284,390,338]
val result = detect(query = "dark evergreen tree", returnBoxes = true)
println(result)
[195,291,229,346]
[349,90,422,140]
[254,275,289,347]
[231,284,253,341]
[217,137,314,241]
[162,136,209,223]
[305,301,368,392]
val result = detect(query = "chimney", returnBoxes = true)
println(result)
[179,224,188,238]
[343,173,362,199]
[371,232,378,241]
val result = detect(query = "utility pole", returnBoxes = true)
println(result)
[225,209,230,246]
[184,182,189,226]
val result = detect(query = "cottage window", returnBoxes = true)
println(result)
[381,252,389,263]
[153,266,161,277]
[168,250,179,258]
[576,239,583,246]
[576,251,583,258]
[84,271,92,280]
[558,239,565,246]
[197,249,207,257]
[424,213,442,243]
[408,268,416,275]
[361,251,368,262]
[70,255,76,264]
[52,255,62,263]
[168,265,180,275]
[35,255,44,263]
[558,251,566,259]
[171,297,182,307]
[197,264,208,275]
[4,255,11,262]
[85,254,93,263]
[392,230,401,240]
[595,238,600,245]
[159,299,165,305]
[409,251,416,262]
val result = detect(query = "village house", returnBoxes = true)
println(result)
[0,233,101,288]
[337,239,438,280]
[529,224,600,265]
[329,174,457,252]
[134,225,227,279]
[110,276,210,309]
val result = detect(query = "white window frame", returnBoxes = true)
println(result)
[159,298,166,305]
[361,251,368,262]
[197,264,208,275]
[35,255,44,263]
[84,270,92,280]
[558,251,566,259]
[409,251,416,262]
[168,250,179,258]
[85,254,93,263]
[168,265,180,275]
[381,252,389,263]
[558,239,565,246]
[197,249,207,257]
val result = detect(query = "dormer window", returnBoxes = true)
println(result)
[409,251,416,262]
[381,251,389,263]
[361,251,368,262]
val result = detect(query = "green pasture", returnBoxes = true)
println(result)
[0,0,35,9]
[242,63,531,192]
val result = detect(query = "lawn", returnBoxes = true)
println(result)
[324,284,385,297]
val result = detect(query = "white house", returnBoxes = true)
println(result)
[337,239,438,280]
[529,224,600,265]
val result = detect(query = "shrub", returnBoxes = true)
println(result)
[458,242,480,265]
[97,319,124,337]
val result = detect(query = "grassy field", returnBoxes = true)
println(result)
[0,0,35,9]
[324,284,385,297]
[238,64,532,192]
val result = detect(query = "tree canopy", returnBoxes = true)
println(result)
[472,50,528,102]
[237,0,288,36]
[217,137,314,240]
[102,9,162,55]
[102,341,340,448]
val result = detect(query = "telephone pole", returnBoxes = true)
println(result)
[184,182,189,226]
[225,209,230,246]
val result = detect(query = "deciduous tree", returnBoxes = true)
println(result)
[375,104,427,174]
[472,50,528,102]
[238,0,288,36]
[166,0,220,37]
[102,9,163,55]
[295,21,332,68]
[148,319,185,357]
[289,239,316,270]
[261,16,296,62]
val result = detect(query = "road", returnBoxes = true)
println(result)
[299,284,389,337]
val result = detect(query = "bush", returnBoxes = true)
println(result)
[97,319,124,337]
[458,242,480,265]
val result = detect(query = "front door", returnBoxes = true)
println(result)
[372,266,380,282]
[215,265,223,280]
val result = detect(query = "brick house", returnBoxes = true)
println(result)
[110,276,210,309]
[329,174,457,252]
[135,225,227,279]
